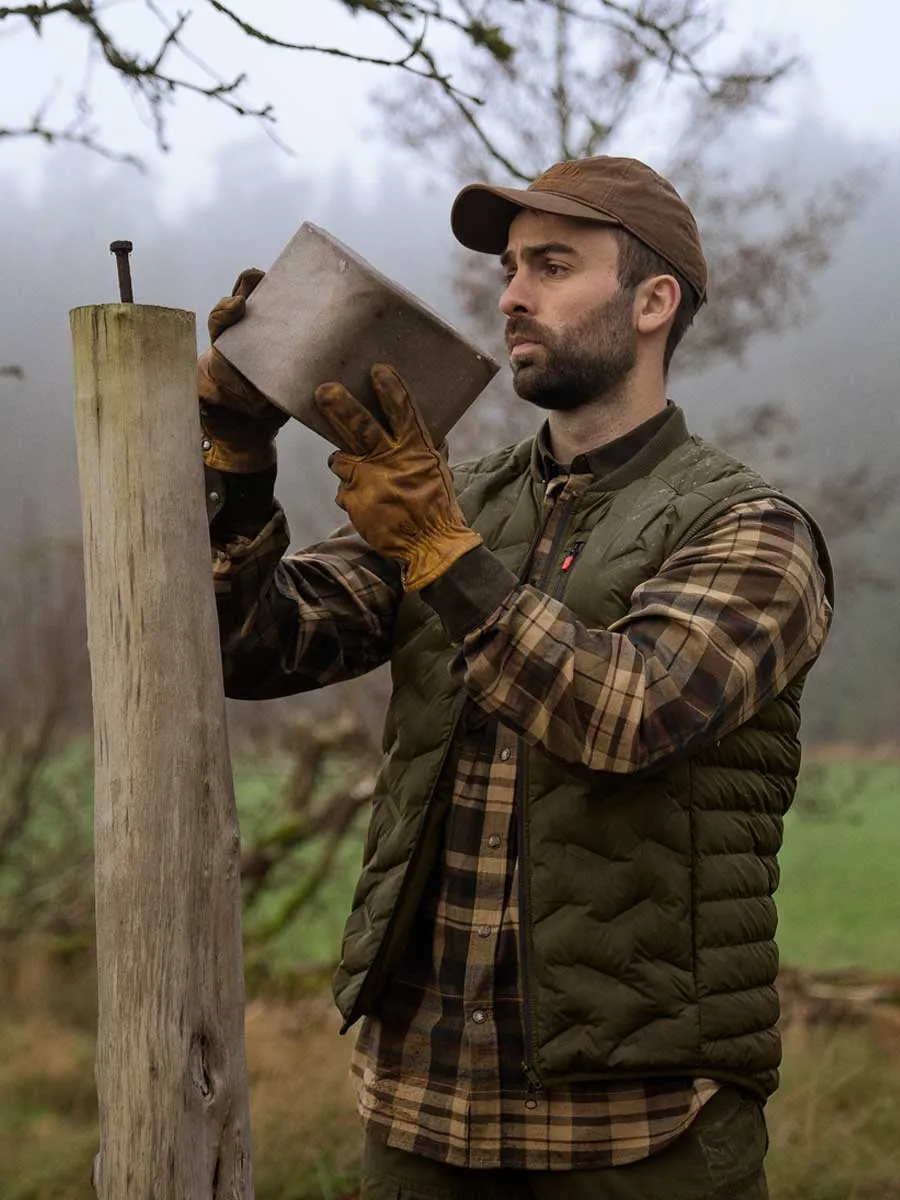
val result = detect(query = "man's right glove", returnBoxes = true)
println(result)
[315,363,482,591]
[197,268,290,473]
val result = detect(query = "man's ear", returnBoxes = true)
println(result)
[634,275,681,336]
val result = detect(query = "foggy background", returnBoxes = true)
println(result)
[1,0,898,745]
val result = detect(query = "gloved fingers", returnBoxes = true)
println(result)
[370,363,433,449]
[208,293,246,342]
[199,349,289,429]
[231,267,265,300]
[314,381,389,457]
[207,268,265,341]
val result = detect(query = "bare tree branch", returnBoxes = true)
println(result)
[379,0,800,181]
[379,6,528,177]
[238,710,378,953]
[0,115,144,166]
[6,1,785,177]
[0,0,520,166]
[207,0,493,93]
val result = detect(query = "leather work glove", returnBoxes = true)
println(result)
[314,363,482,591]
[197,268,289,473]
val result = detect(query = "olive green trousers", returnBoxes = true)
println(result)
[360,1086,769,1199]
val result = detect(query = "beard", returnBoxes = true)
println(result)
[506,289,637,412]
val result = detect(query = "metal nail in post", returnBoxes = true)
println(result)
[110,240,134,303]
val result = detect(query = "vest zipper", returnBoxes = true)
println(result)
[542,495,578,586]
[515,498,552,584]
[517,492,580,1092]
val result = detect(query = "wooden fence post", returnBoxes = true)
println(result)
[71,303,253,1199]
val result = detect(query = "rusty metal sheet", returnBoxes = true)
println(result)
[214,222,499,450]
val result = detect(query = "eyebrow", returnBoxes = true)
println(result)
[500,241,579,269]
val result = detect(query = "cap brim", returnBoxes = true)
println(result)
[451,184,622,255]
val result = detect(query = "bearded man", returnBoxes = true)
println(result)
[200,157,833,1199]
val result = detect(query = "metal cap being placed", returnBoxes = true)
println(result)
[214,223,499,450]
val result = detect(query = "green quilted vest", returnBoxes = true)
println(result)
[332,410,832,1100]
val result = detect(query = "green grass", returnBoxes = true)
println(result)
[3,747,898,977]
[776,761,900,971]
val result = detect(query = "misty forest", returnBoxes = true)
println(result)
[1,2,899,1198]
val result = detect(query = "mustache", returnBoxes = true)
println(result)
[505,317,550,348]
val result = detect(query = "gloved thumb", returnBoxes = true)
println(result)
[207,267,266,342]
[231,267,265,300]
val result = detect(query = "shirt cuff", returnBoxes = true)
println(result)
[420,544,518,642]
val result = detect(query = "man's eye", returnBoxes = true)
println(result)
[545,263,565,277]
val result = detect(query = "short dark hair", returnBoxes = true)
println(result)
[612,228,700,373]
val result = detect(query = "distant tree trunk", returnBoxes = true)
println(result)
[70,304,253,1199]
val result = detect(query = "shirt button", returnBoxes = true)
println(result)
[472,1009,488,1024]
[477,924,491,939]
[499,747,511,761]
[487,835,501,849]
[525,1099,538,1110]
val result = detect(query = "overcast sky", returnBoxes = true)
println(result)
[3,0,900,214]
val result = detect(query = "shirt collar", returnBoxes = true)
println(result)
[536,403,686,487]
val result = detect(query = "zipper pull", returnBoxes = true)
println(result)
[560,541,585,573]
[521,1060,544,1092]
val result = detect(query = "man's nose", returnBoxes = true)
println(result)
[499,271,534,317]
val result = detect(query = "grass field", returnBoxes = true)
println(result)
[777,760,900,971]
[0,753,898,1198]
[5,745,897,974]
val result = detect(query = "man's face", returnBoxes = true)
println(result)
[499,211,637,412]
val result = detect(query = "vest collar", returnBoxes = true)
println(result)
[532,404,691,492]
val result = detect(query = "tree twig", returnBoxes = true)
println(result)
[0,0,525,168]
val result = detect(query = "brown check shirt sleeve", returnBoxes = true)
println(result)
[211,501,403,700]
[457,498,832,773]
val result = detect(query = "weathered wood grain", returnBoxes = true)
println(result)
[71,303,253,1199]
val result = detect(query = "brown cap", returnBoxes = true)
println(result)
[451,156,707,303]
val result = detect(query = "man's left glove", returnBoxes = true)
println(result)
[198,268,290,473]
[314,363,482,591]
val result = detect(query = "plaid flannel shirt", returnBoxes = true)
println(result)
[212,411,832,1171]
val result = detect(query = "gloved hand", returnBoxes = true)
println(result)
[314,363,482,591]
[197,268,289,473]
